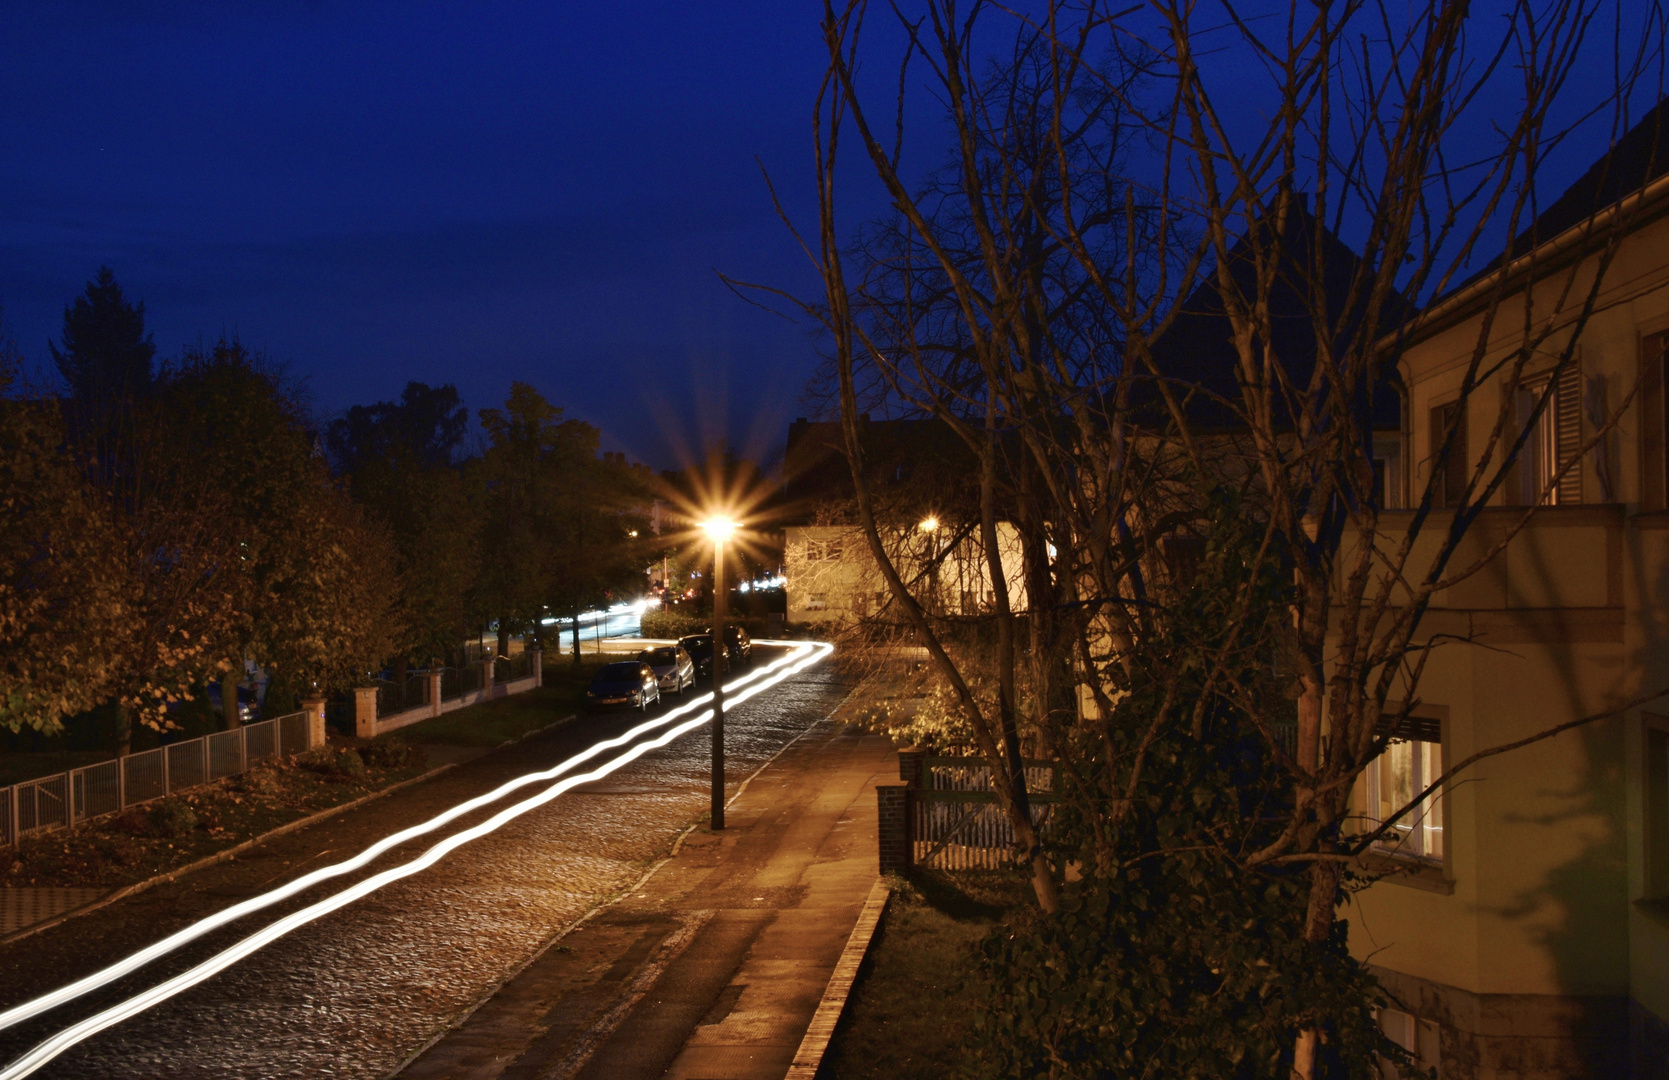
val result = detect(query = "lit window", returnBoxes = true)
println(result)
[1377,1007,1441,1076]
[1513,363,1584,506]
[1515,377,1557,505]
[1367,725,1444,862]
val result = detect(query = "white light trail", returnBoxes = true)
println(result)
[0,643,815,1035]
[0,641,832,1079]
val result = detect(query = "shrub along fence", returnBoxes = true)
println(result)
[877,749,1058,873]
[0,710,320,848]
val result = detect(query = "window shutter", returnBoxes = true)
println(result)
[1375,711,1442,744]
[1555,358,1583,504]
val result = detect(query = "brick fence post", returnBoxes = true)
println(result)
[354,687,379,740]
[898,747,926,789]
[877,783,913,874]
[427,667,443,717]
[481,657,496,700]
[531,648,543,688]
[303,694,327,749]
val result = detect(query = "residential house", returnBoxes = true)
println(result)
[779,417,1027,624]
[1352,100,1669,1077]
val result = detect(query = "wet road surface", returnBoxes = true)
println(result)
[0,652,853,1079]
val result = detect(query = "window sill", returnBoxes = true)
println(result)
[1360,852,1454,894]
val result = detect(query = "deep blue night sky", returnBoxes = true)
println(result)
[0,3,859,470]
[2,3,1656,470]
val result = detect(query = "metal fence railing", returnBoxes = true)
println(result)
[376,674,430,716]
[496,652,534,684]
[912,794,1056,871]
[0,711,310,848]
[441,664,483,703]
[909,756,1058,871]
[923,758,1056,796]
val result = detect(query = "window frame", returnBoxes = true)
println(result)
[1430,398,1468,509]
[1514,374,1558,505]
[1362,707,1450,871]
[1506,356,1585,507]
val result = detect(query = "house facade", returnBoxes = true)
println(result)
[1349,105,1669,1077]
[783,521,1027,625]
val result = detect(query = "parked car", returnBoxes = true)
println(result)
[585,660,661,711]
[725,625,752,665]
[639,645,695,695]
[678,627,753,679]
[205,683,259,724]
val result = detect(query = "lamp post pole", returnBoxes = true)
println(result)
[711,534,727,830]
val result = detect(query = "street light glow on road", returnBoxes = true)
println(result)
[0,641,833,1080]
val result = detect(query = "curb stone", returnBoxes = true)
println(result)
[784,877,890,1079]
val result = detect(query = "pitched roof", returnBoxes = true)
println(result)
[1404,97,1669,347]
[1146,199,1410,432]
[780,415,979,523]
[1502,96,1669,262]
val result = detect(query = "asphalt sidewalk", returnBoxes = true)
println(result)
[397,717,895,1080]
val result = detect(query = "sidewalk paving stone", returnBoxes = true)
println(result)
[398,723,894,1080]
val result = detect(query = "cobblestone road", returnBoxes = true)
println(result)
[0,654,854,1079]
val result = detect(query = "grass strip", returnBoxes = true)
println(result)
[817,870,1026,1080]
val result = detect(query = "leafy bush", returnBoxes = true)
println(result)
[146,799,198,839]
[967,494,1411,1079]
[640,609,773,641]
[235,765,281,795]
[298,745,366,780]
[360,734,426,770]
[640,609,707,639]
[112,809,151,836]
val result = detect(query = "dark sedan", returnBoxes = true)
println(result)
[677,627,752,679]
[585,660,662,711]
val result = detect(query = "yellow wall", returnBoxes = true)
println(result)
[1350,207,1669,1023]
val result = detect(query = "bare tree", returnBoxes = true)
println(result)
[745,0,1668,1073]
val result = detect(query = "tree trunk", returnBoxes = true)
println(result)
[221,667,242,730]
[571,609,582,665]
[1291,672,1330,1079]
[1292,857,1342,1078]
[496,622,510,662]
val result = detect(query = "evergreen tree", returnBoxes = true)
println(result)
[50,267,155,411]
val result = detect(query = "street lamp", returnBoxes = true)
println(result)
[700,516,738,829]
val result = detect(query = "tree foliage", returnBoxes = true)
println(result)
[475,382,650,650]
[0,329,134,731]
[328,381,476,663]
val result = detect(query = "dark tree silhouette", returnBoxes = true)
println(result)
[50,267,155,412]
[326,381,469,475]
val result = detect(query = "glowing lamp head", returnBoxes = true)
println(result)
[920,516,939,533]
[700,517,738,542]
